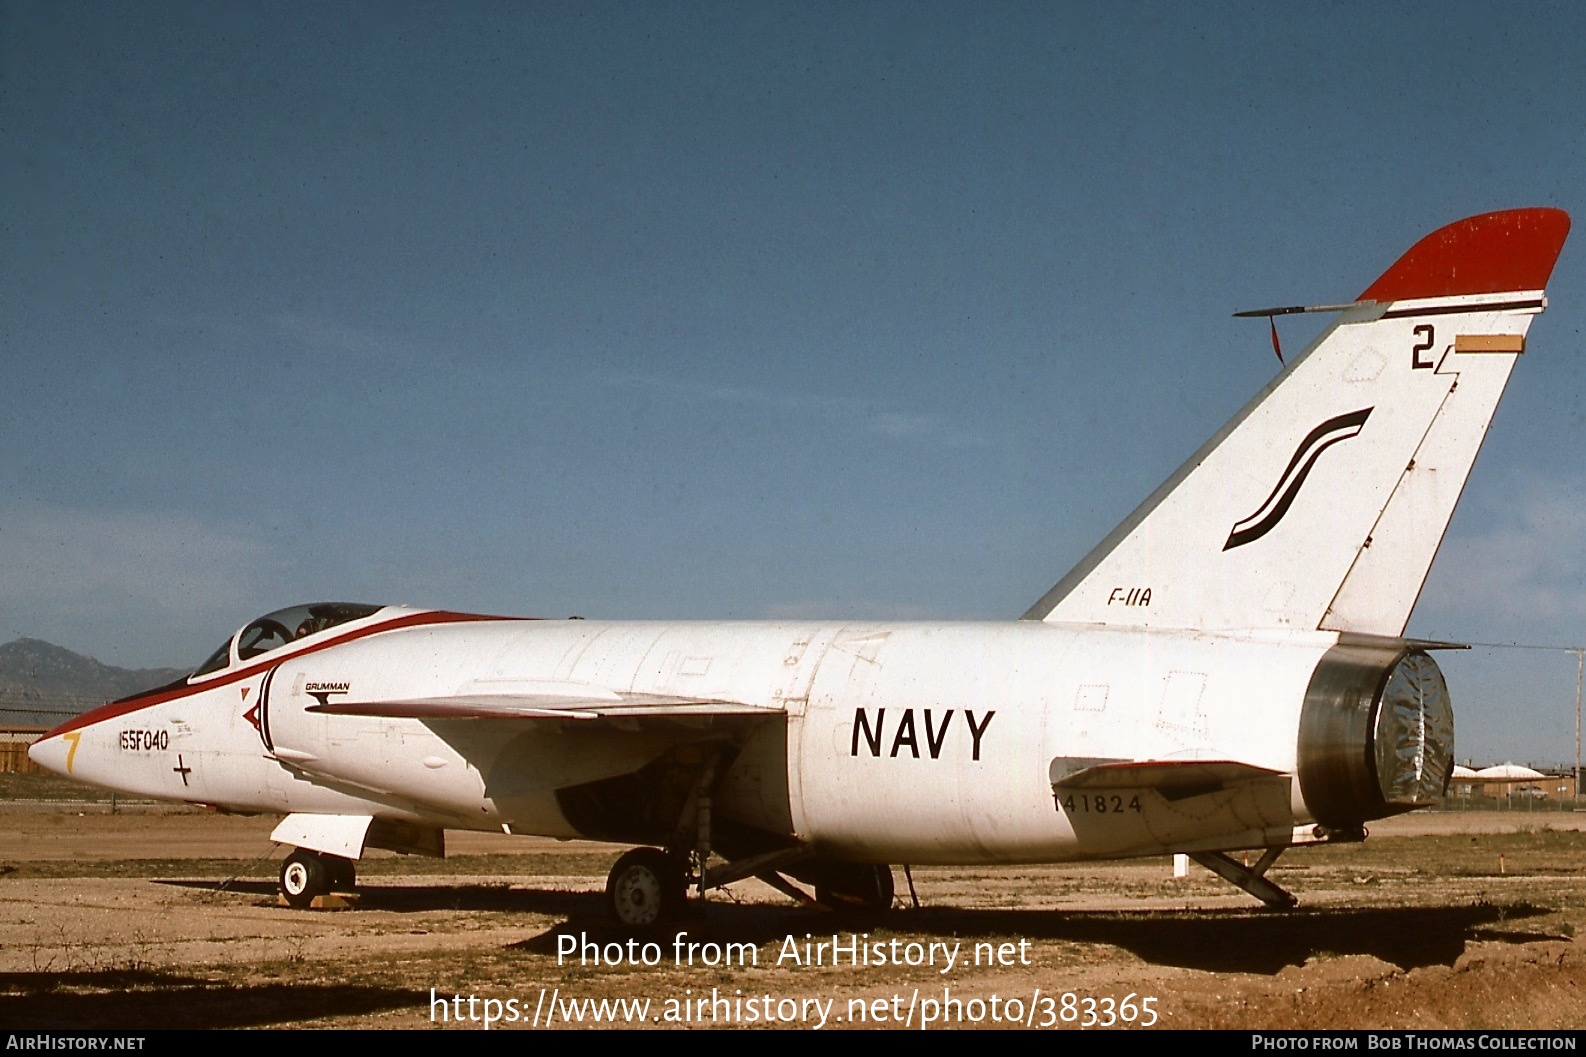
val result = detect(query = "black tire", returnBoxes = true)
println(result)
[325,855,357,892]
[817,863,895,915]
[605,848,685,928]
[280,849,330,909]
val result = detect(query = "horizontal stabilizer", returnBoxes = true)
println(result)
[1048,757,1296,857]
[307,691,781,723]
[1051,758,1285,796]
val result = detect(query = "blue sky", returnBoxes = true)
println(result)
[4,3,1585,761]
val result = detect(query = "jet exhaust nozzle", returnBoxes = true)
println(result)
[1296,644,1454,828]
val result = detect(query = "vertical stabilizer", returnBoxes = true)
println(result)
[1026,208,1570,635]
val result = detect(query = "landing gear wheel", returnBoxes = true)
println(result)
[280,849,330,909]
[325,855,357,892]
[605,848,685,928]
[817,863,895,915]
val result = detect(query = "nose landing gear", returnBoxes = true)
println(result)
[278,848,358,909]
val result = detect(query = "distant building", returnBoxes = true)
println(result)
[0,727,47,774]
[1448,762,1576,801]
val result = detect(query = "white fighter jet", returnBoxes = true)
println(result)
[30,208,1571,925]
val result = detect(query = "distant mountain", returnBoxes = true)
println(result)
[0,639,187,728]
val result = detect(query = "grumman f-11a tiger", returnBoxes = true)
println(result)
[30,208,1571,925]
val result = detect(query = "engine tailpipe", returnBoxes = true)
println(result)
[1297,644,1454,828]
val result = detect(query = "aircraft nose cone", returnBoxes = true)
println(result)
[27,732,72,777]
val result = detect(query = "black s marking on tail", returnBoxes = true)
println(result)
[1224,408,1373,551]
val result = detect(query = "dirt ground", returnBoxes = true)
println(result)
[3,799,1586,1031]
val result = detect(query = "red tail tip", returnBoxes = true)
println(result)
[1358,207,1571,303]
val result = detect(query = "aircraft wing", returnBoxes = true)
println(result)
[306,691,781,723]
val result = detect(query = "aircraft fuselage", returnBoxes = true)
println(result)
[31,611,1415,866]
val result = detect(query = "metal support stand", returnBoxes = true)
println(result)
[1189,847,1297,909]
[696,845,821,905]
[701,846,813,891]
[754,870,820,909]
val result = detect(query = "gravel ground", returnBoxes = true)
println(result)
[3,804,1585,1030]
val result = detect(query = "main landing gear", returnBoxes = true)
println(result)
[601,844,895,928]
[279,847,357,909]
[605,848,688,927]
[593,746,896,928]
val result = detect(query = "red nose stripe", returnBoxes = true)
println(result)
[40,610,523,739]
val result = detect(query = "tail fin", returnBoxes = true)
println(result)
[1026,208,1571,635]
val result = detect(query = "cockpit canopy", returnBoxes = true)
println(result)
[192,602,384,679]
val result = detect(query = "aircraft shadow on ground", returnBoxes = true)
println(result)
[518,901,1556,976]
[156,880,1558,977]
[159,877,595,915]
[884,904,1556,974]
[0,969,425,1029]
